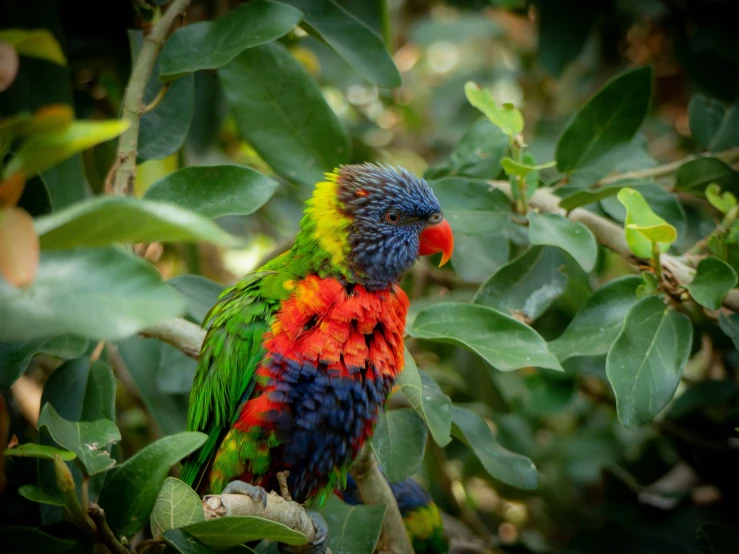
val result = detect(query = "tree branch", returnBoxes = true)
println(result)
[139,319,413,554]
[107,0,191,196]
[489,181,739,311]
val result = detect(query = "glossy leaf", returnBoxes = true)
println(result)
[0,334,88,388]
[138,73,194,162]
[0,29,66,65]
[686,257,738,310]
[473,246,568,320]
[450,233,509,283]
[3,120,130,180]
[408,302,563,372]
[218,42,350,187]
[675,157,739,196]
[706,183,737,213]
[3,443,75,461]
[617,188,676,258]
[710,98,739,151]
[424,119,508,180]
[0,247,186,342]
[719,312,739,351]
[548,276,641,362]
[464,81,523,137]
[688,93,724,150]
[159,0,303,80]
[163,529,256,554]
[282,0,401,88]
[557,178,647,212]
[167,274,224,324]
[397,349,452,446]
[528,212,597,272]
[34,196,239,249]
[150,478,204,537]
[37,404,120,475]
[182,516,308,549]
[99,432,207,537]
[18,485,66,507]
[602,183,686,241]
[555,67,652,181]
[372,408,428,483]
[320,496,385,554]
[606,296,693,427]
[144,165,279,219]
[501,157,555,177]
[451,406,538,490]
[430,178,511,236]
[630,222,677,244]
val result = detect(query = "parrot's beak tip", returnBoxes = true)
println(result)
[419,218,454,266]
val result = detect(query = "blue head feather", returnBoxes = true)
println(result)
[337,163,443,289]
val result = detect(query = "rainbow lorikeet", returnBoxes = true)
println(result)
[181,163,454,551]
[338,475,449,554]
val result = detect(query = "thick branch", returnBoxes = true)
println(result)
[139,319,413,554]
[107,0,191,196]
[349,445,414,554]
[490,181,739,311]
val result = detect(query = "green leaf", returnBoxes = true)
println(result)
[602,183,686,242]
[630,222,677,244]
[449,233,509,283]
[282,0,401,88]
[37,404,120,475]
[451,406,538,490]
[151,478,204,537]
[408,302,563,372]
[688,93,725,150]
[719,312,739,350]
[0,29,66,65]
[430,178,511,236]
[675,157,739,196]
[555,67,652,182]
[548,275,642,362]
[686,257,738,310]
[710,98,739,151]
[537,0,598,77]
[424,119,508,180]
[557,178,647,212]
[18,485,67,507]
[3,120,130,180]
[167,275,225,324]
[163,529,256,554]
[501,157,556,177]
[464,81,523,137]
[4,443,75,461]
[606,296,693,427]
[473,246,568,320]
[527,212,598,272]
[218,42,350,187]
[144,165,279,219]
[396,349,452,446]
[40,155,91,210]
[0,334,88,388]
[159,0,303,80]
[0,247,186,342]
[637,270,660,298]
[0,526,75,552]
[372,409,428,483]
[617,188,676,258]
[99,431,207,538]
[116,337,190,435]
[138,73,194,162]
[182,516,308,549]
[34,196,239,250]
[706,183,737,213]
[320,496,385,554]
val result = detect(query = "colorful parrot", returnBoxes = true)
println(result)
[338,475,449,554]
[180,163,454,552]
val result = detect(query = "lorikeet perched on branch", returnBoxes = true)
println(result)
[181,163,453,550]
[338,475,449,554]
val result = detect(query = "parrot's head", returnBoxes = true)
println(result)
[301,163,454,288]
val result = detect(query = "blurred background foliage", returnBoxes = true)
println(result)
[3,0,739,553]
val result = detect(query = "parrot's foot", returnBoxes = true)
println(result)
[277,510,329,554]
[306,510,329,554]
[222,480,268,508]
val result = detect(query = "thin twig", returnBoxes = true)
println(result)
[141,81,172,114]
[107,0,191,196]
[88,503,129,554]
[277,471,292,501]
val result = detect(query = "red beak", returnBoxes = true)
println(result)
[419,218,454,267]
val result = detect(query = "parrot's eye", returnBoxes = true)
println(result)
[428,212,443,225]
[385,210,401,224]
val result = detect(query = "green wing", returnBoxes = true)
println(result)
[180,270,279,490]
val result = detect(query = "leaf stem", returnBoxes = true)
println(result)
[80,474,90,512]
[88,503,129,554]
[106,0,191,196]
[652,242,662,283]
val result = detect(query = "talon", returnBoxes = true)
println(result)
[222,480,269,509]
[306,510,330,554]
